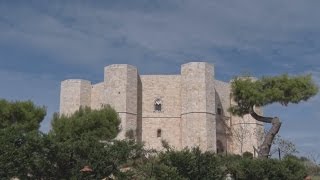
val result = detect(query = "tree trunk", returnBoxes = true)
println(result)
[250,106,282,158]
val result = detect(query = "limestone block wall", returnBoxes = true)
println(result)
[181,62,216,152]
[141,75,181,118]
[214,80,231,118]
[80,81,92,107]
[60,79,91,115]
[59,62,264,154]
[104,64,138,139]
[140,75,182,149]
[231,114,263,155]
[142,117,181,150]
[91,82,105,109]
[180,113,209,149]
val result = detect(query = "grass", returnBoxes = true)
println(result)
[312,175,320,180]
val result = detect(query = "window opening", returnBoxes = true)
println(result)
[217,107,222,115]
[217,140,224,154]
[157,129,162,137]
[154,98,162,112]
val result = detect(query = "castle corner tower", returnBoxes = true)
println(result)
[60,79,92,116]
[104,64,139,140]
[180,62,216,152]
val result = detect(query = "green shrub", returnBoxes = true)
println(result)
[134,149,307,180]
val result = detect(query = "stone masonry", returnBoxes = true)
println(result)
[60,62,263,154]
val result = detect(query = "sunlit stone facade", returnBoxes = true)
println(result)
[60,62,263,154]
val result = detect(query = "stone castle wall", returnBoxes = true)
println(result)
[59,62,263,155]
[230,114,264,155]
[214,80,232,153]
[104,64,138,139]
[140,75,182,150]
[60,79,91,115]
[180,62,216,152]
[91,82,105,109]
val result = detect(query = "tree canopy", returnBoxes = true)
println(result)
[0,99,316,179]
[48,106,136,179]
[0,101,137,179]
[0,99,50,178]
[0,99,46,132]
[50,105,120,142]
[230,74,318,116]
[229,74,318,158]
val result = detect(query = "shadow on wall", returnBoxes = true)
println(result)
[136,76,143,143]
[215,90,229,154]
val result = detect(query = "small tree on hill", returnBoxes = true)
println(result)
[231,118,251,154]
[229,74,318,158]
[271,135,298,159]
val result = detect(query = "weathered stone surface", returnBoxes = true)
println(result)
[59,62,263,154]
[104,64,138,139]
[180,62,216,152]
[60,79,91,115]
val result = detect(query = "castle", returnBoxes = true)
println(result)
[60,62,263,154]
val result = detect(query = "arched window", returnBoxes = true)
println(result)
[154,98,162,112]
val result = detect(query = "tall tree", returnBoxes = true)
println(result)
[229,74,318,158]
[0,99,48,179]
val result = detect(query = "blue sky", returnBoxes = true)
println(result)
[0,0,319,158]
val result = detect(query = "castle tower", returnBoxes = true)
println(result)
[104,64,138,140]
[60,79,92,115]
[180,62,216,152]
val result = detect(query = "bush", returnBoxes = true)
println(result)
[134,148,307,180]
[242,151,253,159]
[223,155,306,180]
